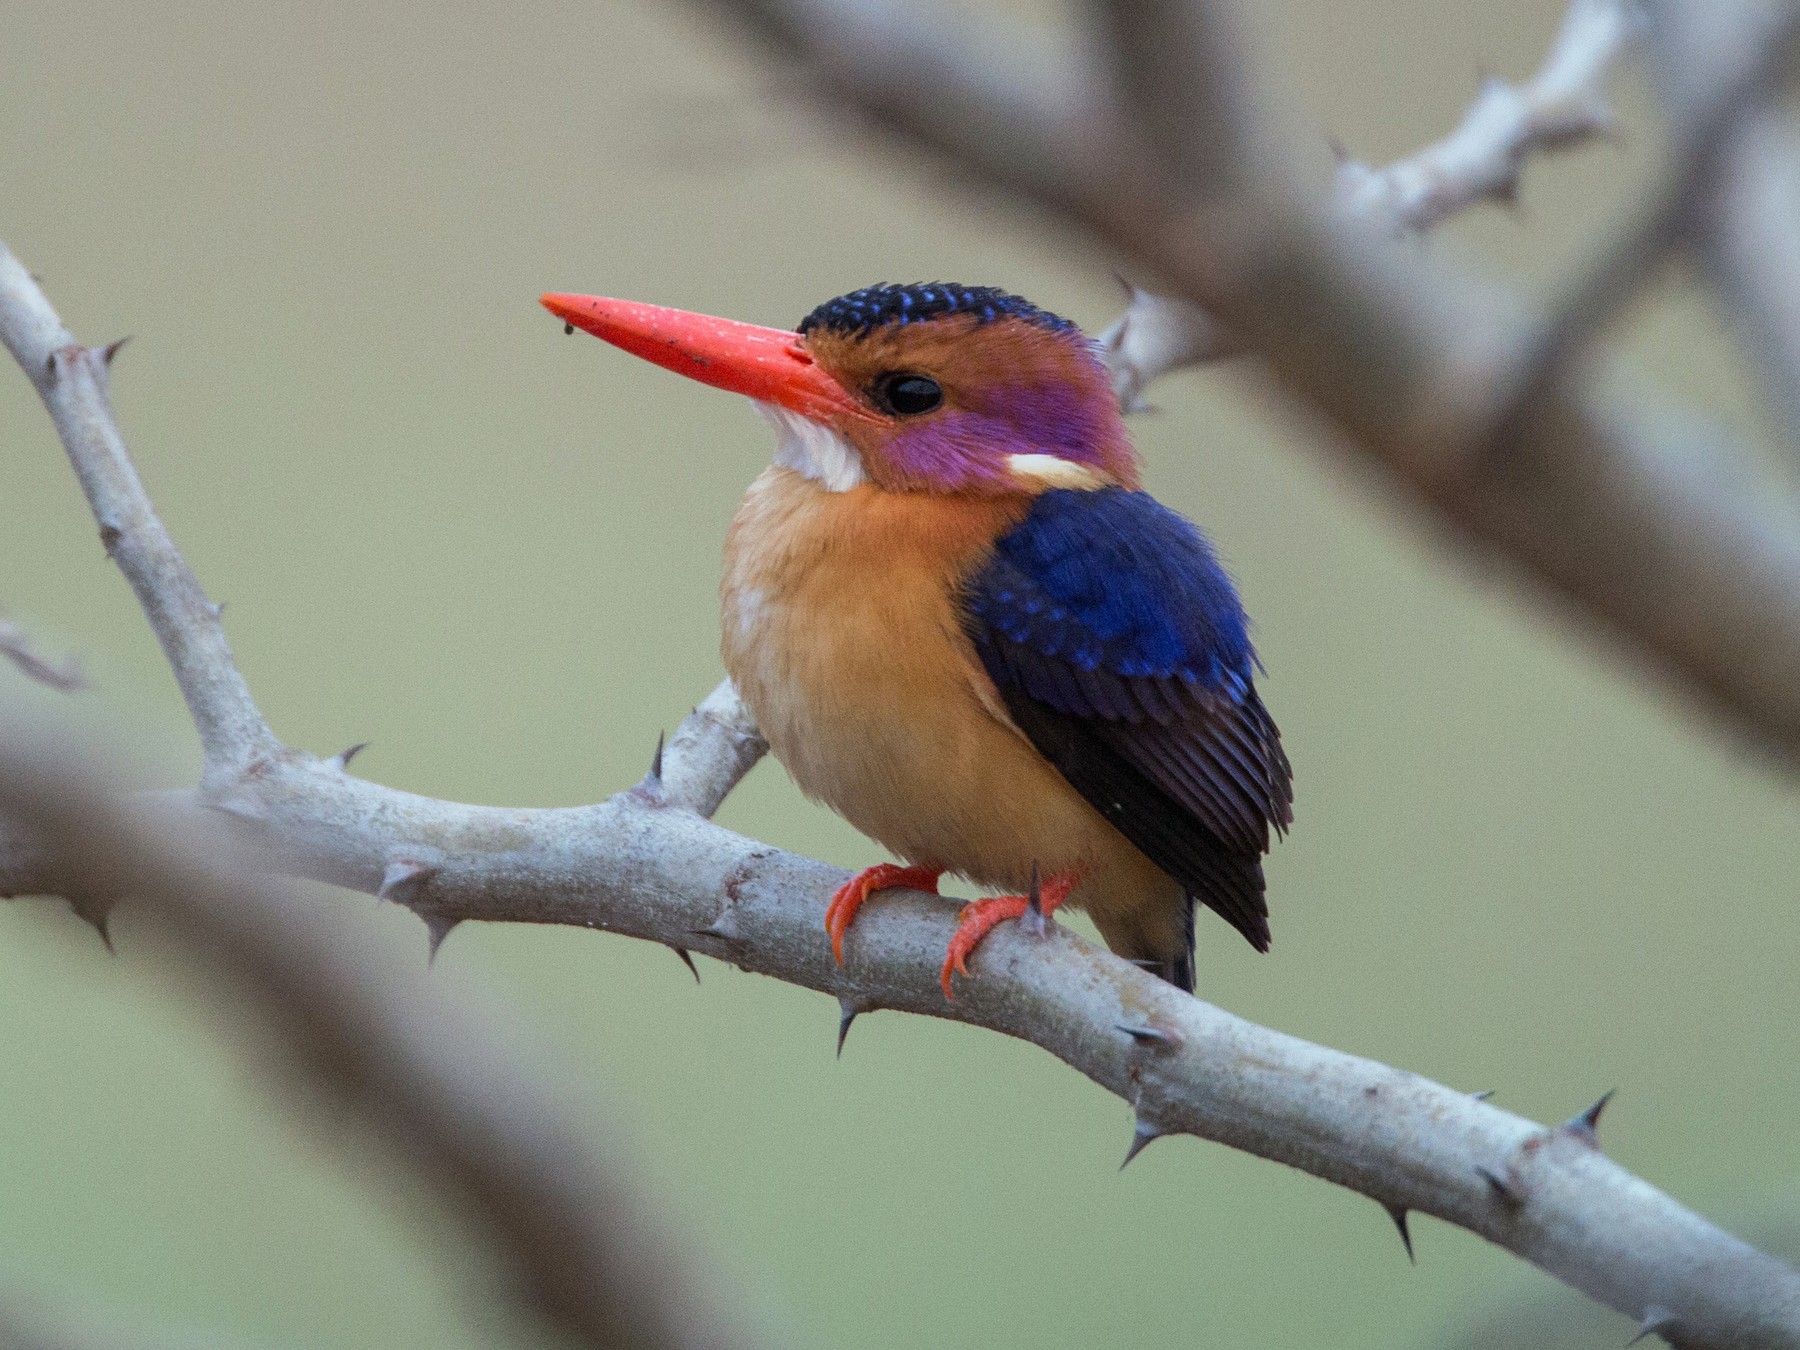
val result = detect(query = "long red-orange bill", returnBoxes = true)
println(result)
[541,292,869,423]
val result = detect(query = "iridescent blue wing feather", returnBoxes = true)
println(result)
[964,489,1292,962]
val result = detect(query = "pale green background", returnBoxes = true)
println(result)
[3,2,1798,1347]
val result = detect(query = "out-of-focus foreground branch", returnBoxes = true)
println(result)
[713,0,1800,773]
[4,240,1799,1345]
[0,615,82,693]
[0,729,758,1350]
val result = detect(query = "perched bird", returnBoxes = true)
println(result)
[541,283,1291,996]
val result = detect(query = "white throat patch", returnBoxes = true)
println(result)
[756,401,866,492]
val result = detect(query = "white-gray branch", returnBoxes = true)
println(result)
[4,229,1800,1343]
[1331,0,1633,234]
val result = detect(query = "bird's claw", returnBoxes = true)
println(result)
[825,863,942,965]
[940,869,1078,999]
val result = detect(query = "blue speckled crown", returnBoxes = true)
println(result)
[798,283,1078,337]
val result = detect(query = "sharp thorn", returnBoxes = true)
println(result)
[1116,1023,1174,1046]
[1385,1204,1416,1264]
[424,915,460,966]
[70,900,115,952]
[836,998,859,1057]
[329,741,369,771]
[630,732,670,805]
[1120,1116,1164,1170]
[378,859,435,901]
[1475,1165,1523,1206]
[101,335,131,365]
[673,946,700,982]
[1471,1089,1496,1101]
[1020,861,1048,937]
[1559,1088,1615,1146]
[691,907,742,942]
[1628,1306,1677,1346]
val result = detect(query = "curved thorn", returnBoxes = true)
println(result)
[836,998,859,1057]
[424,915,460,966]
[70,899,115,953]
[631,732,670,805]
[329,741,369,772]
[1628,1305,1677,1346]
[378,859,435,902]
[1120,1116,1164,1170]
[1475,1165,1523,1207]
[101,335,131,365]
[1384,1204,1415,1264]
[691,906,742,942]
[1560,1088,1616,1147]
[1116,1023,1174,1046]
[1020,862,1047,938]
[673,946,699,983]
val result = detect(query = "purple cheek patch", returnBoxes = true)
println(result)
[883,380,1121,491]
[982,381,1115,465]
[886,411,1034,490]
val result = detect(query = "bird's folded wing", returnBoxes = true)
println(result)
[961,488,1291,950]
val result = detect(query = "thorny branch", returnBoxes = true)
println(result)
[4,226,1800,1343]
[1330,0,1635,235]
[1092,0,1636,404]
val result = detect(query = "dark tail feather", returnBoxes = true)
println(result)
[1165,893,1196,992]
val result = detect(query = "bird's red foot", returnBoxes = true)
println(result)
[940,869,1080,1000]
[825,864,942,965]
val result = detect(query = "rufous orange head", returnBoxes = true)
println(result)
[540,283,1139,495]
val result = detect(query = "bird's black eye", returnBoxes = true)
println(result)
[874,373,943,416]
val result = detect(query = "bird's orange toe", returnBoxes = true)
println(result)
[825,863,942,964]
[940,869,1079,999]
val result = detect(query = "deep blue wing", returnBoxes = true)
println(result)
[963,488,1291,958]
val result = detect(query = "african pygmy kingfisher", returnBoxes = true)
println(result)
[541,283,1291,996]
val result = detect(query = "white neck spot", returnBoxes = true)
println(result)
[756,401,866,492]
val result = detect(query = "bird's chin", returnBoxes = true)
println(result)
[757,401,868,493]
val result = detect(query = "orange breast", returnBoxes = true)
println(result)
[720,468,1182,955]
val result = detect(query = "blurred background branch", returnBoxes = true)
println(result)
[708,0,1800,772]
[0,616,82,694]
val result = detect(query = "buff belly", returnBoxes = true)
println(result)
[720,466,1188,963]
